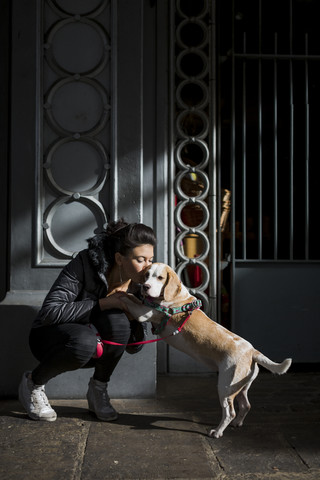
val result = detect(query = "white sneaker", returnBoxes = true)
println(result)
[18,371,57,422]
[86,377,118,421]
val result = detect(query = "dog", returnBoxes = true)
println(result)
[121,262,292,438]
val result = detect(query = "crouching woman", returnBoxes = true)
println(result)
[19,219,156,421]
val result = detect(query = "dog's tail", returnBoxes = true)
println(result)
[253,351,292,374]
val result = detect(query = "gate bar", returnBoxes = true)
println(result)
[289,0,294,260]
[273,33,278,260]
[233,54,320,61]
[242,33,247,260]
[305,33,310,260]
[258,0,262,259]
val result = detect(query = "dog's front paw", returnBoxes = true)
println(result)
[208,429,223,439]
[137,310,154,322]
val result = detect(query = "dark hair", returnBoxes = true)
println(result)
[87,219,156,273]
[105,218,156,260]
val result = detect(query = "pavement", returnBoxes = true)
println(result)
[0,371,319,480]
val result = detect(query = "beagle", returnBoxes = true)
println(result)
[122,263,292,438]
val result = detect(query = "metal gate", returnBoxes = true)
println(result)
[218,0,320,362]
[219,0,320,265]
[166,0,320,370]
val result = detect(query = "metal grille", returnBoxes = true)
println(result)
[219,0,320,262]
[170,0,216,315]
[36,0,112,265]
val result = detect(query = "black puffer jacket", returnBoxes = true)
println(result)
[32,234,146,353]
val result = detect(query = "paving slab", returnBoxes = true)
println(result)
[0,372,319,480]
[81,415,220,480]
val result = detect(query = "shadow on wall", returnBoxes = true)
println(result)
[0,304,39,397]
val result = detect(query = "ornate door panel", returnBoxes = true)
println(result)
[0,0,157,397]
[38,0,112,264]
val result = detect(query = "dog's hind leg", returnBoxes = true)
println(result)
[209,368,238,438]
[209,394,236,438]
[232,363,259,428]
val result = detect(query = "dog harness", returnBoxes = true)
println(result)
[142,297,202,334]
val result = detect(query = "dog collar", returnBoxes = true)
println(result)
[143,298,172,317]
[143,297,202,317]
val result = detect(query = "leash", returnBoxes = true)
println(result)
[89,299,202,355]
[100,310,197,346]
[96,299,202,348]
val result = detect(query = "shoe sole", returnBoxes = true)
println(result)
[21,403,57,422]
[29,412,57,422]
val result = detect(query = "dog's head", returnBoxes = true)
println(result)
[142,263,182,302]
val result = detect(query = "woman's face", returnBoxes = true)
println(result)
[116,244,154,283]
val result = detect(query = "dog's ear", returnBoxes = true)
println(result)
[163,268,182,301]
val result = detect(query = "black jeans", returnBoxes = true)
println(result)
[29,309,131,385]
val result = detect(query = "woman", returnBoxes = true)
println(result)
[19,219,156,422]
